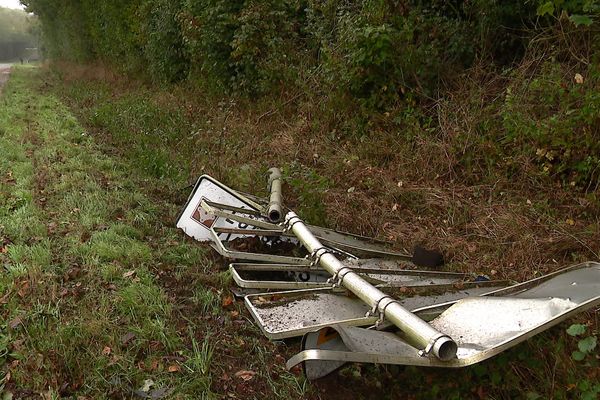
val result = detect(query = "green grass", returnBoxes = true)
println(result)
[1,63,597,399]
[0,67,309,399]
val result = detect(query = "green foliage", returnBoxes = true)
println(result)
[180,0,303,94]
[565,323,599,399]
[24,0,541,105]
[502,62,600,190]
[567,323,587,336]
[537,0,599,25]
[283,162,331,226]
[89,91,187,179]
[566,323,597,361]
[308,1,466,110]
[20,0,600,193]
[140,0,189,82]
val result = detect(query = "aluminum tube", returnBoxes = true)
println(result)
[267,168,283,223]
[285,212,457,361]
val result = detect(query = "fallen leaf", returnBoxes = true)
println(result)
[123,270,136,279]
[274,354,286,364]
[222,295,233,308]
[167,364,181,373]
[9,316,23,329]
[220,372,231,381]
[108,355,122,366]
[234,370,256,381]
[566,218,575,226]
[17,281,29,298]
[229,310,239,319]
[290,365,302,375]
[147,388,172,399]
[120,332,136,345]
[149,340,162,351]
[102,346,111,356]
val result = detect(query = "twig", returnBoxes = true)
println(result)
[255,92,303,124]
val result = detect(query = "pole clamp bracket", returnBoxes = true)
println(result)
[283,215,303,232]
[418,334,452,357]
[309,247,335,267]
[327,266,353,288]
[365,296,403,328]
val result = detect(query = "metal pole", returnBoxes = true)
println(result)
[267,168,283,223]
[285,212,457,361]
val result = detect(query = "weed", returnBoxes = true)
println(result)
[2,39,598,398]
[567,323,598,361]
[283,162,331,226]
[186,331,214,376]
[191,285,220,316]
[0,67,233,398]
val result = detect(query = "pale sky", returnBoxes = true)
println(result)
[0,0,24,10]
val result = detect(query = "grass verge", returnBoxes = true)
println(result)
[0,66,310,399]
[0,63,597,399]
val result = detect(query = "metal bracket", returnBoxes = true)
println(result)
[309,247,334,267]
[364,295,401,328]
[327,266,354,288]
[284,214,303,233]
[418,333,452,357]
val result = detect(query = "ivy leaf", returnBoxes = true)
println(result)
[569,15,593,26]
[572,350,586,361]
[582,391,598,400]
[537,2,555,16]
[578,336,597,353]
[566,324,586,336]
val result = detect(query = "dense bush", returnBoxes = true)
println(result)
[180,0,303,93]
[141,0,189,82]
[21,0,600,190]
[23,0,546,99]
[502,60,600,190]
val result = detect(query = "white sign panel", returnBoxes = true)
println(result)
[176,175,261,243]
